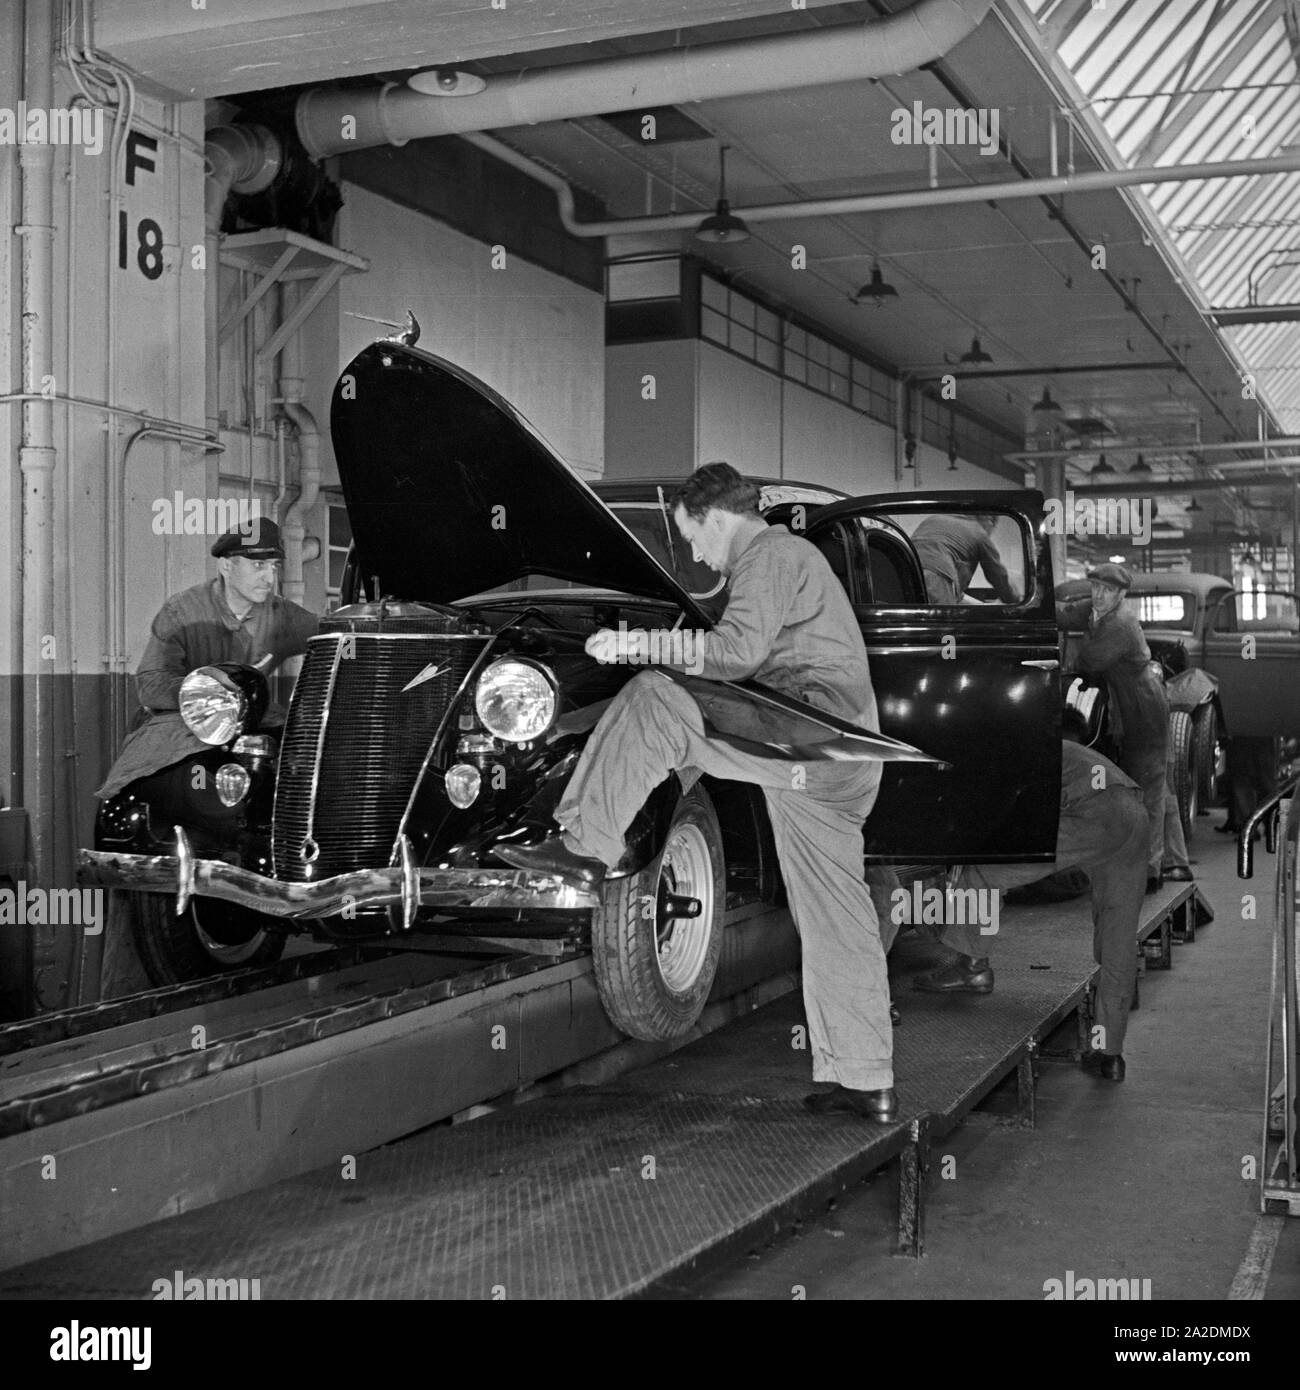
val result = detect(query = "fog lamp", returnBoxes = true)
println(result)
[215,763,251,806]
[445,763,481,809]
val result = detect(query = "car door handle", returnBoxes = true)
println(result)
[1020,659,1059,669]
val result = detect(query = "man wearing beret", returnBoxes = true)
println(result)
[1057,562,1169,892]
[96,517,319,805]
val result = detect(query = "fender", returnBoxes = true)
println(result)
[1165,665,1218,712]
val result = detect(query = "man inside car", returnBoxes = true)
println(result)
[912,511,1020,606]
[500,462,898,1122]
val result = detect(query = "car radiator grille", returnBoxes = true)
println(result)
[272,632,488,882]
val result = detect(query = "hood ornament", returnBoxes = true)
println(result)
[390,309,421,346]
[344,308,422,347]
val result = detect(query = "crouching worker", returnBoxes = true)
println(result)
[913,728,1147,1081]
[97,518,319,815]
[500,462,897,1121]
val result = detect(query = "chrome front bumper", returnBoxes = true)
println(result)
[77,827,601,923]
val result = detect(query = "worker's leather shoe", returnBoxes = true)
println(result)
[1145,874,1163,895]
[913,955,994,994]
[497,834,607,887]
[1162,866,1193,882]
[1081,1051,1125,1082]
[804,1085,898,1122]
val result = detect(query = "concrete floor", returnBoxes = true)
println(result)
[672,820,1300,1301]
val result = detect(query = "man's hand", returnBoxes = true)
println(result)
[585,628,623,664]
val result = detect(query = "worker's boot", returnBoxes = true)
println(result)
[804,1086,898,1122]
[1081,1051,1125,1082]
[913,954,994,994]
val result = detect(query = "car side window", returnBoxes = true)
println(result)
[1211,593,1237,633]
[880,509,1029,607]
[866,531,925,605]
[1234,589,1300,633]
[812,524,853,597]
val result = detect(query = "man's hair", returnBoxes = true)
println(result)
[670,462,761,521]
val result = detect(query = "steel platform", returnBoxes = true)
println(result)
[0,881,1214,1299]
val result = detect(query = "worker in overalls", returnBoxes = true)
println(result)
[500,463,897,1121]
[1057,563,1169,892]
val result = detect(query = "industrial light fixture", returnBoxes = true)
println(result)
[1031,385,1061,413]
[1185,496,1203,513]
[959,336,993,364]
[694,146,750,244]
[406,67,487,96]
[947,437,959,470]
[852,261,899,307]
[1129,452,1151,475]
[1090,453,1114,475]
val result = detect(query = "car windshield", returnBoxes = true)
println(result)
[1128,592,1194,631]
[607,502,726,600]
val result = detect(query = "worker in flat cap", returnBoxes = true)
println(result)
[96,515,319,803]
[1056,562,1170,892]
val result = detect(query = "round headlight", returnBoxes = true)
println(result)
[180,667,248,745]
[474,659,557,744]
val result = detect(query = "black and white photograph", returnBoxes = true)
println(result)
[1,0,1298,1340]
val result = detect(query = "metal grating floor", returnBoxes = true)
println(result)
[0,888,1208,1300]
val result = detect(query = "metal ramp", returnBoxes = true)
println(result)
[0,883,1215,1299]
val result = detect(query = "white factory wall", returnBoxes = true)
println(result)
[604,340,700,479]
[696,343,1009,495]
[0,73,209,859]
[335,184,605,480]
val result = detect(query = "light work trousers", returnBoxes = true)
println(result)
[556,671,893,1091]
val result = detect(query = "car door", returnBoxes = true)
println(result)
[1200,588,1300,738]
[802,491,1061,864]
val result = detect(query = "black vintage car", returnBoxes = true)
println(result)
[81,341,1064,1041]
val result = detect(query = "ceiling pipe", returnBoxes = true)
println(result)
[448,148,1300,239]
[914,361,1179,382]
[1068,471,1300,496]
[1209,304,1300,325]
[295,0,996,159]
[1010,436,1300,462]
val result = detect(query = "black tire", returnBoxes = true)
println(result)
[1192,703,1220,807]
[1169,709,1195,845]
[591,785,725,1042]
[126,891,285,987]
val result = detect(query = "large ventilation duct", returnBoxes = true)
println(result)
[295,0,995,159]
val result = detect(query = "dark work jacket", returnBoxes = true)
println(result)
[1058,599,1168,751]
[912,515,1017,603]
[96,579,318,798]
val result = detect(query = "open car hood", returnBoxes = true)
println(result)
[331,342,708,621]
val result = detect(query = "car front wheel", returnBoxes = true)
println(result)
[1192,703,1221,809]
[591,785,725,1042]
[126,891,285,986]
[1169,709,1196,844]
